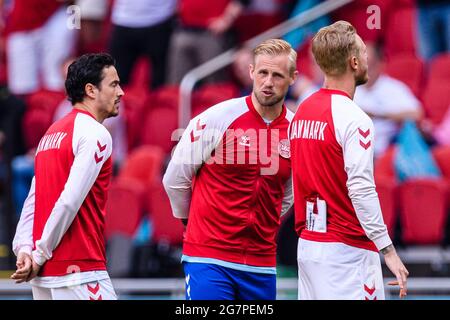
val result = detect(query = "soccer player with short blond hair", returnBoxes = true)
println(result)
[290,21,409,300]
[164,39,297,300]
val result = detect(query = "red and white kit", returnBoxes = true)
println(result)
[13,109,116,300]
[290,88,391,300]
[164,96,293,269]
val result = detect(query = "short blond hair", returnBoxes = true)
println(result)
[312,20,359,76]
[253,39,297,74]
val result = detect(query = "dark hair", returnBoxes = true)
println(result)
[65,53,115,105]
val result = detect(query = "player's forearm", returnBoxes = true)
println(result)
[280,176,294,216]
[33,201,80,265]
[350,190,392,250]
[33,185,92,265]
[382,109,423,122]
[163,170,192,219]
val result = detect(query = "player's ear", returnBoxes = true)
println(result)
[249,64,255,80]
[290,70,299,85]
[85,83,97,99]
[350,55,358,71]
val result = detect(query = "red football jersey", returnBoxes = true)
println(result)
[290,88,391,252]
[164,96,293,267]
[13,109,113,277]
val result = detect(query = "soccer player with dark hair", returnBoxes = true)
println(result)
[11,53,124,300]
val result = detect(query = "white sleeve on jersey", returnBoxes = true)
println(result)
[163,98,248,219]
[333,96,392,251]
[32,117,112,266]
[281,175,293,216]
[163,114,223,219]
[12,177,36,256]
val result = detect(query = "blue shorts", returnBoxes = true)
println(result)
[183,262,276,300]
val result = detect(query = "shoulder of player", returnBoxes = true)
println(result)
[285,107,295,123]
[331,94,372,126]
[191,96,249,130]
[376,74,409,91]
[74,112,112,144]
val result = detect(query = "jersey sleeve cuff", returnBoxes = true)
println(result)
[32,250,47,266]
[18,245,33,256]
[372,233,392,252]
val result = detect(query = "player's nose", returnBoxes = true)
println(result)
[117,85,125,97]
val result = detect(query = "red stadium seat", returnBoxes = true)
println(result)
[428,53,450,84]
[192,82,239,116]
[234,12,283,43]
[118,145,165,188]
[147,184,184,246]
[26,89,66,115]
[375,177,398,238]
[422,82,450,124]
[295,39,314,79]
[333,0,391,42]
[121,87,150,151]
[141,107,179,154]
[149,85,180,110]
[399,178,449,244]
[385,54,424,97]
[22,109,53,149]
[374,146,397,181]
[384,7,417,58]
[105,179,145,240]
[22,90,71,149]
[127,57,151,91]
[432,146,450,180]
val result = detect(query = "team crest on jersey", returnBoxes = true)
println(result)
[239,135,251,147]
[278,139,290,158]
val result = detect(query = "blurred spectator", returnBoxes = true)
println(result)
[0,85,26,217]
[3,0,77,95]
[168,0,249,84]
[354,42,423,157]
[231,47,253,95]
[75,0,109,54]
[0,86,26,158]
[109,0,176,89]
[290,47,323,111]
[417,0,450,61]
[233,0,285,43]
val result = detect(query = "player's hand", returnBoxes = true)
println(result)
[384,248,409,298]
[26,260,42,282]
[10,252,32,283]
[388,280,407,298]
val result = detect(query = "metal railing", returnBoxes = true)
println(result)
[178,0,354,128]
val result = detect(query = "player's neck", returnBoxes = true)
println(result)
[251,93,283,121]
[322,75,356,100]
[74,102,104,123]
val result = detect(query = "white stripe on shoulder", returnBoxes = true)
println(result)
[331,94,372,147]
[73,112,113,158]
[285,107,294,123]
[193,97,249,133]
